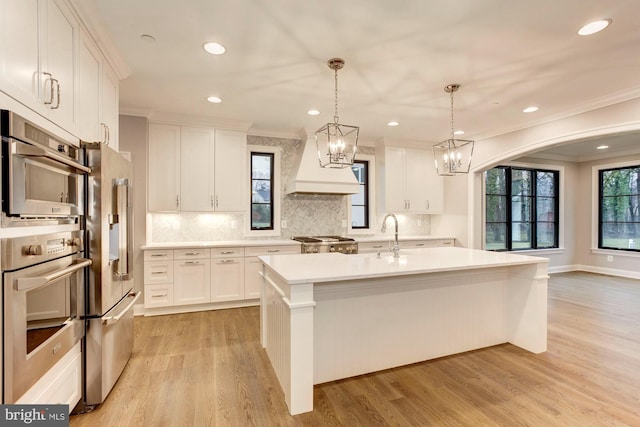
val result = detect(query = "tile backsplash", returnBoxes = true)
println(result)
[149,136,431,242]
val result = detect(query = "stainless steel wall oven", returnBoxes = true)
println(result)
[1,110,90,226]
[1,231,90,403]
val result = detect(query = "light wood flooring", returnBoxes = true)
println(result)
[70,272,640,426]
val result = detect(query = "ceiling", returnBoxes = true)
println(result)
[88,0,640,149]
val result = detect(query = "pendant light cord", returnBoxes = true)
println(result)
[334,67,339,124]
[450,89,455,140]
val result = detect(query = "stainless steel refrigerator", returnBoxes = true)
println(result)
[82,142,139,407]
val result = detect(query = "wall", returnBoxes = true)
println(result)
[119,115,148,295]
[143,133,431,242]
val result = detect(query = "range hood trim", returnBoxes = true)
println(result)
[285,129,360,195]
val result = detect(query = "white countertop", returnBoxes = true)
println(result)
[259,247,548,285]
[141,235,454,250]
[141,239,300,250]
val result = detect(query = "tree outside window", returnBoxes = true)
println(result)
[251,152,274,230]
[599,165,640,251]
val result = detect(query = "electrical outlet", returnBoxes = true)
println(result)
[281,220,287,229]
[606,255,613,262]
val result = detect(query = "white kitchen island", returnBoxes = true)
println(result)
[259,247,549,415]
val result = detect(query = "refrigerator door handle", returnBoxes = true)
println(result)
[114,178,133,279]
[103,292,140,325]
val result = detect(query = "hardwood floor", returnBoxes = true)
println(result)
[70,272,640,426]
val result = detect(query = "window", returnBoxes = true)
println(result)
[250,152,274,230]
[485,166,559,251]
[350,160,369,228]
[599,165,640,251]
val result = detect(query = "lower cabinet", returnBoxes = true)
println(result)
[143,245,298,313]
[358,238,455,253]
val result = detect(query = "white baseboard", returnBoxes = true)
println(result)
[134,299,260,317]
[548,264,640,280]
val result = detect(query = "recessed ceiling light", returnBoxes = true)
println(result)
[207,96,222,103]
[387,121,399,127]
[523,106,539,113]
[140,34,156,43]
[454,130,464,135]
[307,109,320,116]
[578,19,612,36]
[203,42,226,55]
[596,145,609,150]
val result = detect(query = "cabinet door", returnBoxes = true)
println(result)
[180,127,215,212]
[405,148,429,212]
[384,146,407,211]
[148,124,180,211]
[424,148,444,213]
[214,130,246,211]
[0,0,42,111]
[77,32,101,142]
[43,0,77,132]
[101,61,119,150]
[174,259,211,305]
[211,258,245,302]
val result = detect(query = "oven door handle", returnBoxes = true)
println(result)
[13,140,92,174]
[103,292,141,325]
[16,258,92,292]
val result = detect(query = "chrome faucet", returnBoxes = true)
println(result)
[381,213,400,258]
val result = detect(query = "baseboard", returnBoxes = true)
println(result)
[548,264,640,280]
[135,299,260,317]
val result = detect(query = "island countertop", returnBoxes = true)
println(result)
[259,246,548,285]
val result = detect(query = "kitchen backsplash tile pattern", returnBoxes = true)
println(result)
[150,136,431,242]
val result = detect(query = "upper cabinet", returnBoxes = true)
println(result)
[0,0,78,133]
[148,123,247,213]
[377,145,443,214]
[77,30,120,149]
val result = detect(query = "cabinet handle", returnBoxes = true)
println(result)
[43,72,55,106]
[211,195,214,207]
[267,249,280,253]
[215,195,219,208]
[185,252,199,256]
[220,251,235,255]
[52,78,61,109]
[151,254,167,257]
[151,293,168,298]
[220,259,235,264]
[407,200,411,209]
[426,200,430,210]
[372,245,383,248]
[176,195,180,208]
[151,271,167,275]
[415,243,425,247]
[105,125,110,146]
[184,261,200,265]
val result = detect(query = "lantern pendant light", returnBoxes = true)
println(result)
[432,84,474,176]
[315,58,359,168]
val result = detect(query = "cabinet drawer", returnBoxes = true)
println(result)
[400,240,439,249]
[211,247,245,258]
[144,284,174,308]
[174,248,210,260]
[358,242,390,253]
[244,245,301,257]
[144,260,174,284]
[144,250,174,261]
[439,239,455,246]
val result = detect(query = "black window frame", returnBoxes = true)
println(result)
[350,160,370,229]
[485,166,560,251]
[598,165,640,252]
[250,151,275,231]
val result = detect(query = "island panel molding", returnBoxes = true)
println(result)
[259,247,549,415]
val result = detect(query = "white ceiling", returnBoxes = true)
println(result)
[89,0,640,151]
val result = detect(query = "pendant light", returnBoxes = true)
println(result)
[315,58,359,168]
[432,84,474,176]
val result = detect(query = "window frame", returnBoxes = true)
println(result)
[484,163,561,252]
[247,145,281,237]
[597,163,640,253]
[350,159,370,229]
[348,153,376,235]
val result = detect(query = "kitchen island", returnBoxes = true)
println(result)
[259,247,549,415]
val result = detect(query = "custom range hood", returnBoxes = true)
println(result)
[285,129,360,195]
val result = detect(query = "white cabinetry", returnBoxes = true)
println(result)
[143,250,174,308]
[100,61,119,149]
[358,238,455,253]
[174,249,211,305]
[0,0,77,134]
[211,248,245,302]
[244,245,300,298]
[77,32,102,142]
[148,123,246,212]
[378,146,443,214]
